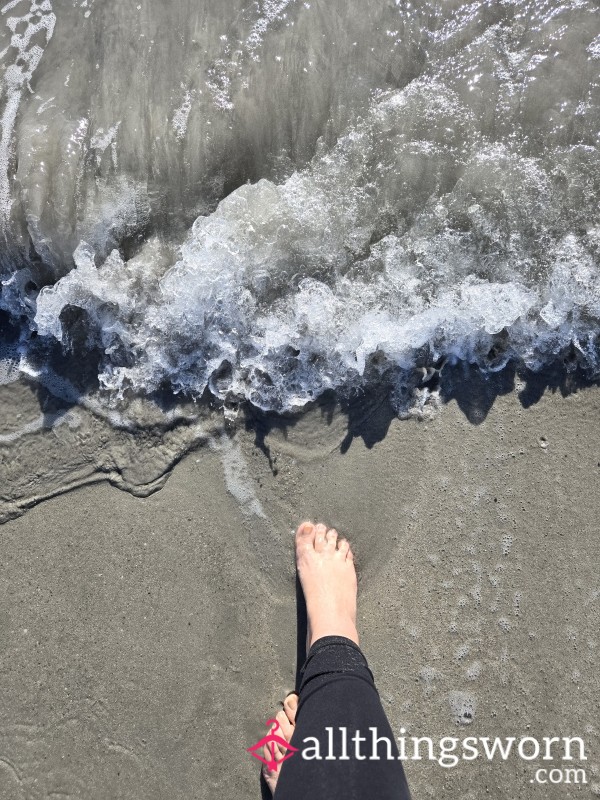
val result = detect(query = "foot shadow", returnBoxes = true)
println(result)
[258,574,306,799]
[295,572,308,693]
[260,772,272,799]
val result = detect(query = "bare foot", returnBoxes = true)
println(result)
[295,521,358,648]
[262,693,298,796]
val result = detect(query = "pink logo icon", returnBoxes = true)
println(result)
[247,718,299,772]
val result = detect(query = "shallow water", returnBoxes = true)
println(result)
[0,0,599,509]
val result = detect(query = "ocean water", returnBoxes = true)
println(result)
[0,0,599,421]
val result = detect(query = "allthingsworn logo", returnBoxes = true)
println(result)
[247,719,299,772]
[247,726,589,786]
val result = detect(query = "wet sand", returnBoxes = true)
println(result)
[1,385,599,798]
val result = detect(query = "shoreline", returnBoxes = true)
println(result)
[2,359,598,523]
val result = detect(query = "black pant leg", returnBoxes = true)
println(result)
[274,636,411,800]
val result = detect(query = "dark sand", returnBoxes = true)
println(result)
[1,384,599,798]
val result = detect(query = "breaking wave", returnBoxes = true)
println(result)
[1,0,600,414]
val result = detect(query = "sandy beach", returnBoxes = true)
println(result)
[1,381,599,799]
[1,1,599,797]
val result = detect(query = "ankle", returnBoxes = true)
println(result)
[309,618,359,648]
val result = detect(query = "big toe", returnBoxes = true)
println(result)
[295,522,315,549]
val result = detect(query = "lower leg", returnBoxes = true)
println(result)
[262,522,410,800]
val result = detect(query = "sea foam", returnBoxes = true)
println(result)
[34,85,600,412]
[2,0,600,414]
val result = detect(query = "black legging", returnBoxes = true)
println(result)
[274,636,411,799]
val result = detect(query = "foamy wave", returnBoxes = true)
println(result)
[1,0,599,414]
[30,79,600,412]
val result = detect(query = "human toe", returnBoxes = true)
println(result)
[314,523,328,551]
[325,528,339,549]
[295,521,316,550]
[283,692,299,723]
[337,538,350,557]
